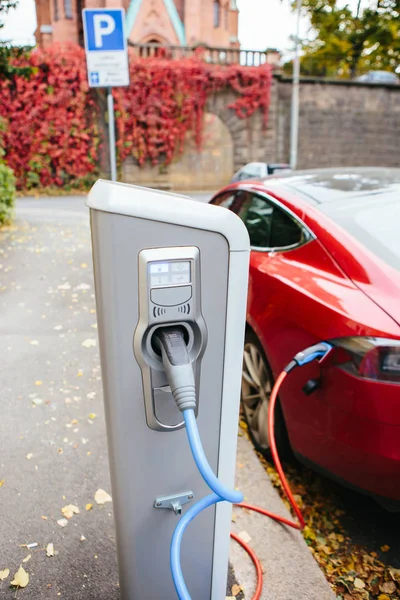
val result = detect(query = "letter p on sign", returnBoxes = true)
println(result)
[93,14,115,48]
[83,9,126,53]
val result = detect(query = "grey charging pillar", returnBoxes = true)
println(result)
[87,181,250,600]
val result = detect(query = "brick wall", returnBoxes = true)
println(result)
[277,78,400,169]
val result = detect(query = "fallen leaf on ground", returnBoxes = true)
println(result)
[95,489,112,505]
[22,554,31,563]
[378,595,391,600]
[379,581,396,594]
[32,397,43,406]
[11,566,29,588]
[80,535,86,541]
[86,503,93,511]
[30,340,39,346]
[82,339,96,349]
[0,569,9,581]
[35,381,42,386]
[75,283,90,290]
[57,518,68,528]
[88,413,97,420]
[237,530,251,544]
[381,545,390,552]
[46,543,54,557]
[0,480,4,487]
[231,583,242,595]
[26,453,33,460]
[61,504,80,519]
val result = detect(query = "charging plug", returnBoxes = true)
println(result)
[153,327,196,412]
[284,342,333,373]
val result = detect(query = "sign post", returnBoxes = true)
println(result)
[83,8,129,181]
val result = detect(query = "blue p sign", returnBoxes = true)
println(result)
[83,9,126,52]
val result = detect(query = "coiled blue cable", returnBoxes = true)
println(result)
[170,409,244,600]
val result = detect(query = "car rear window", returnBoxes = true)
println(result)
[321,192,400,271]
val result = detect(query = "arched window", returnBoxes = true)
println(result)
[214,1,221,28]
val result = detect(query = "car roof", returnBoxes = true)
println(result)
[244,167,400,206]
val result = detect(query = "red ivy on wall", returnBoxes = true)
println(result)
[0,44,273,189]
[114,56,273,167]
[0,44,100,189]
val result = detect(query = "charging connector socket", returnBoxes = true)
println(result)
[140,321,203,372]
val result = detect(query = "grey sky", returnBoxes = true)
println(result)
[0,0,363,49]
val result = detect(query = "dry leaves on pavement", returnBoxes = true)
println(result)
[95,489,112,505]
[259,451,400,600]
[61,504,80,519]
[10,566,29,589]
[0,569,9,581]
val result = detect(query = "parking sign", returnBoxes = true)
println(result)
[83,8,130,88]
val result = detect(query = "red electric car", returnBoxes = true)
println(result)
[210,167,400,510]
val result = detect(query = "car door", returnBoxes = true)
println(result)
[212,189,320,371]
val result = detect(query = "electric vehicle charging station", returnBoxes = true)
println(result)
[87,180,250,600]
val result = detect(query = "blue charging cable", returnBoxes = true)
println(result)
[170,409,243,600]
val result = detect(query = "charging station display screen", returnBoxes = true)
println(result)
[149,261,191,287]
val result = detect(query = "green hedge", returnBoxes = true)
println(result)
[0,162,16,225]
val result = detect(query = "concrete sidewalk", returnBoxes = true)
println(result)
[229,436,335,600]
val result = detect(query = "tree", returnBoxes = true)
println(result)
[289,0,400,78]
[0,0,33,80]
[0,0,17,16]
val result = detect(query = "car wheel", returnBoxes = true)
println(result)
[241,330,291,460]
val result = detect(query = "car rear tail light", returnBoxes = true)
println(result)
[330,337,400,384]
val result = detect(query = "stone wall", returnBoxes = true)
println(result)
[121,83,278,190]
[277,78,400,169]
[121,76,400,190]
[122,113,235,190]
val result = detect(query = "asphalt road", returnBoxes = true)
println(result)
[0,191,217,600]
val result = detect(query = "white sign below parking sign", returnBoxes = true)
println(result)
[82,8,129,88]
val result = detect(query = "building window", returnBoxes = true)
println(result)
[54,0,59,21]
[214,1,220,28]
[65,0,73,19]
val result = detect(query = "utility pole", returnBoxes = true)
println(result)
[290,0,302,170]
[107,87,117,182]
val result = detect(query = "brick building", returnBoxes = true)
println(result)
[35,0,240,49]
